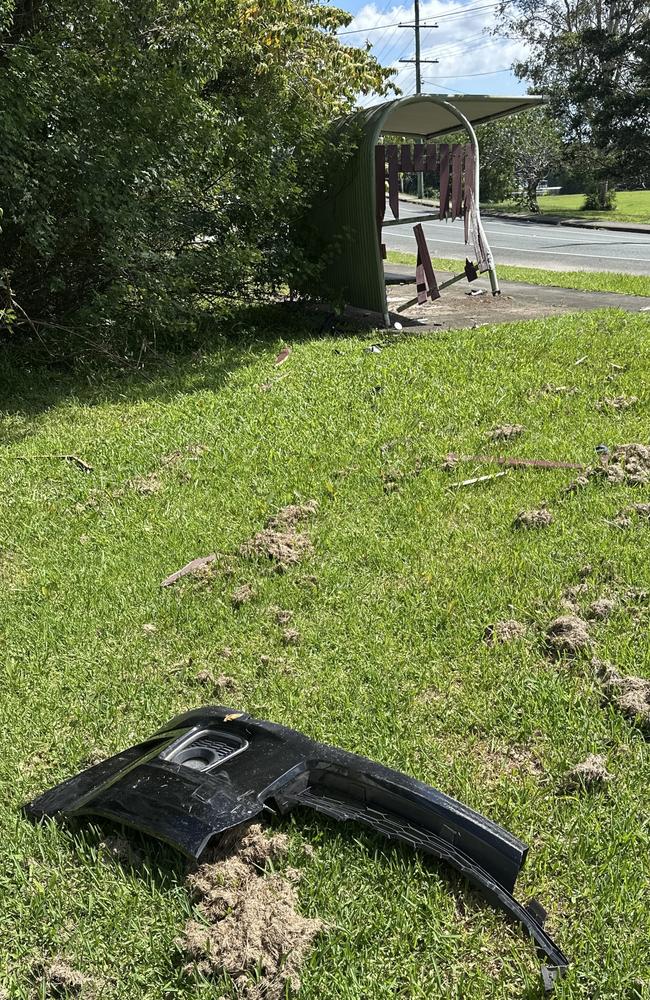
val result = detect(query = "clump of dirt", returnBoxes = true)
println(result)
[595,660,650,732]
[595,395,638,411]
[561,583,590,613]
[613,503,650,528]
[231,583,255,607]
[38,959,94,996]
[537,384,578,396]
[513,508,553,529]
[562,754,613,791]
[282,628,301,645]
[241,502,318,572]
[195,670,236,691]
[487,424,525,441]
[441,453,459,471]
[587,597,617,620]
[127,472,162,496]
[162,443,208,465]
[607,443,650,486]
[564,472,592,493]
[179,823,323,999]
[275,609,294,625]
[545,615,590,656]
[483,620,528,645]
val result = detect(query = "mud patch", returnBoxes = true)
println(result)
[535,384,578,397]
[241,501,318,572]
[483,620,528,645]
[473,740,544,783]
[562,754,613,791]
[596,660,650,733]
[282,628,301,645]
[545,615,590,657]
[595,395,638,411]
[487,424,525,441]
[513,508,553,529]
[179,824,322,999]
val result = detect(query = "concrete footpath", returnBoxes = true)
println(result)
[344,263,650,332]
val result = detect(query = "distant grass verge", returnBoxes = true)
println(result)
[386,249,650,297]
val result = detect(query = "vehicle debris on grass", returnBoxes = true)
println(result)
[562,754,613,791]
[545,616,591,656]
[179,823,323,999]
[514,508,553,529]
[161,553,219,588]
[449,471,509,488]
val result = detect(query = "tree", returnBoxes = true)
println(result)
[477,111,563,211]
[495,1,650,207]
[0,0,392,341]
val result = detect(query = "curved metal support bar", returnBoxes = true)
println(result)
[419,97,500,295]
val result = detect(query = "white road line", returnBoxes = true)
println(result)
[385,230,650,263]
[393,215,650,248]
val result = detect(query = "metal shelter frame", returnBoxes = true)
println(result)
[316,94,544,327]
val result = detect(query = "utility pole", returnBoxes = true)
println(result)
[399,0,438,199]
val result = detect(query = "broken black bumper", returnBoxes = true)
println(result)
[25,706,569,990]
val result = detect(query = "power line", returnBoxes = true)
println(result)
[339,1,498,35]
[423,66,514,79]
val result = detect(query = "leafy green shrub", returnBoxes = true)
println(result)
[0,0,390,343]
[583,188,618,211]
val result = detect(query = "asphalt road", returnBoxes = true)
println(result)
[384,200,650,275]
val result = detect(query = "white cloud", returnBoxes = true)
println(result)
[340,1,530,97]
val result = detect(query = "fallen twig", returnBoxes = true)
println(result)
[449,471,509,488]
[444,453,585,472]
[12,454,93,473]
[161,553,217,588]
[275,346,291,366]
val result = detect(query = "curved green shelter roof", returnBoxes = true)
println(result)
[317,94,544,322]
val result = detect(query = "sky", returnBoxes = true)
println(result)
[337,0,531,103]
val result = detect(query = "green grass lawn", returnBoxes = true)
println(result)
[2,309,650,998]
[487,190,650,225]
[386,249,650,297]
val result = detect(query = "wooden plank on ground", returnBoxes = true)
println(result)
[413,223,440,301]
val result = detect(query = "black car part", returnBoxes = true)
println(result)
[26,706,569,991]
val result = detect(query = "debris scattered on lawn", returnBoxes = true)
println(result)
[449,471,508,489]
[466,287,487,296]
[534,384,578,397]
[545,615,590,656]
[587,598,617,620]
[578,564,593,579]
[231,583,254,607]
[366,344,382,354]
[274,346,292,366]
[564,471,592,493]
[241,501,318,571]
[444,452,584,472]
[513,508,553,529]
[595,660,650,732]
[161,553,218,588]
[487,424,525,442]
[14,453,93,473]
[141,623,157,635]
[595,395,639,411]
[275,608,294,625]
[196,670,236,691]
[607,443,650,486]
[574,355,588,366]
[128,472,162,496]
[562,754,613,791]
[282,628,301,645]
[612,503,650,528]
[161,444,208,466]
[179,823,323,999]
[483,620,528,645]
[37,959,94,995]
[561,583,590,613]
[219,647,233,659]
